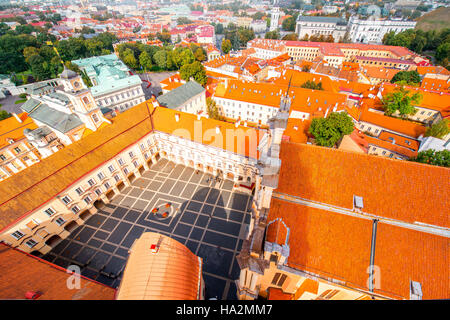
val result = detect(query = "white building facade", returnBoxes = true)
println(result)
[347,16,417,44]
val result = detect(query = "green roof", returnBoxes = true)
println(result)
[157,81,205,109]
[28,104,83,133]
[20,98,41,113]
[72,54,142,97]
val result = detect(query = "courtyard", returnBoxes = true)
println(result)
[41,158,252,300]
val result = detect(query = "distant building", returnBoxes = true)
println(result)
[295,15,347,42]
[418,136,450,152]
[348,16,417,44]
[21,68,110,157]
[157,81,206,115]
[270,7,281,31]
[72,54,145,113]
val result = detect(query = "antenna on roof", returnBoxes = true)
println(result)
[285,74,293,98]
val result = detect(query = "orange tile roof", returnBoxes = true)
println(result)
[267,196,449,300]
[416,66,450,76]
[364,134,418,158]
[214,79,347,115]
[362,66,400,82]
[117,232,202,300]
[0,102,261,231]
[420,74,450,92]
[0,113,37,149]
[0,244,116,300]
[275,142,449,228]
[272,69,339,93]
[359,107,426,138]
[267,287,293,300]
[282,118,311,143]
[373,223,449,299]
[377,131,419,150]
[267,198,373,290]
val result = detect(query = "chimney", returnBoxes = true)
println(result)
[150,244,159,254]
[12,113,23,123]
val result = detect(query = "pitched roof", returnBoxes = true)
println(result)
[28,104,84,133]
[0,244,116,300]
[275,142,449,228]
[117,232,202,300]
[359,107,426,138]
[266,197,449,299]
[157,80,205,109]
[0,113,37,149]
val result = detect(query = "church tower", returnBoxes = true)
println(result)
[59,67,108,131]
[270,7,281,31]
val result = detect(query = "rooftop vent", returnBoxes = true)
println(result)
[175,114,180,122]
[353,195,363,210]
[150,244,159,254]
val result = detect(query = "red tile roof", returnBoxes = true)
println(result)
[275,142,449,228]
[0,244,116,300]
[373,223,449,299]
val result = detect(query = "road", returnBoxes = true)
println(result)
[0,95,24,114]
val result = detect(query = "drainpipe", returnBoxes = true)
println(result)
[368,219,378,293]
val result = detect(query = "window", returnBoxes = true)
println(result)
[0,154,5,161]
[97,172,105,180]
[25,239,38,248]
[92,113,99,123]
[114,174,120,182]
[108,165,115,173]
[71,206,80,214]
[84,196,92,204]
[118,158,124,166]
[133,160,139,168]
[94,188,102,196]
[123,167,129,175]
[140,143,145,151]
[104,182,111,190]
[87,179,95,186]
[11,230,25,240]
[61,196,72,205]
[128,151,134,158]
[44,207,56,217]
[14,147,21,153]
[75,187,83,195]
[271,273,287,287]
[55,217,65,226]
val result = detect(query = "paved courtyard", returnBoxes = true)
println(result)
[41,158,252,300]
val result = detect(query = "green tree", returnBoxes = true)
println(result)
[215,23,224,35]
[23,46,39,63]
[122,48,138,69]
[139,51,152,71]
[410,149,450,167]
[206,97,224,120]
[194,47,206,62]
[180,61,207,86]
[300,80,323,90]
[28,54,51,81]
[390,70,421,86]
[153,50,168,69]
[177,17,193,25]
[221,38,232,54]
[172,47,195,69]
[282,33,298,41]
[309,112,355,147]
[0,109,11,121]
[265,30,280,40]
[425,119,450,139]
[381,87,421,117]
[282,16,296,31]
